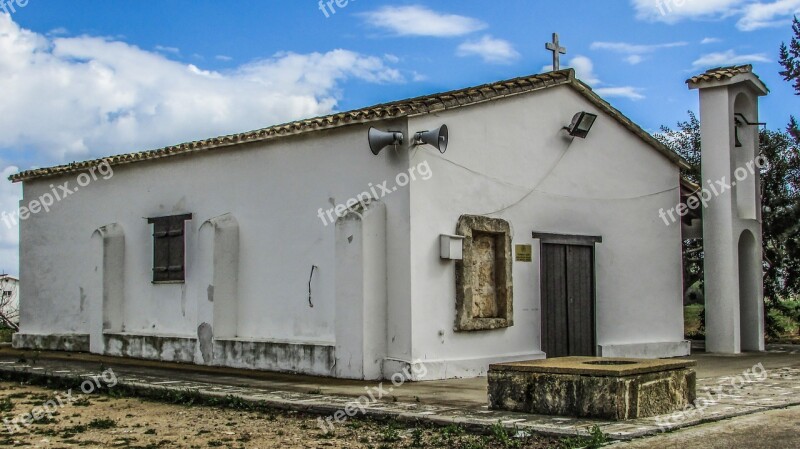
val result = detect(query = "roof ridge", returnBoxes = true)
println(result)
[9,70,575,183]
[9,67,691,182]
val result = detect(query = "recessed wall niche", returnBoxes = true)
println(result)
[454,215,513,332]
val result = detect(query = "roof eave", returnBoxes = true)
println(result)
[688,73,769,96]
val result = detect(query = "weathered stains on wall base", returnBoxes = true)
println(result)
[101,333,335,376]
[488,368,696,421]
[104,334,196,363]
[211,340,335,375]
[197,323,213,363]
[12,334,90,352]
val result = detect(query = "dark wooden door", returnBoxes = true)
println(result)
[541,243,596,357]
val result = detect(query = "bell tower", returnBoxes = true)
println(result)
[687,65,769,354]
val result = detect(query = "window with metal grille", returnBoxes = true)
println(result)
[148,214,192,283]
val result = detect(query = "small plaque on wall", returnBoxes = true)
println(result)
[515,244,533,262]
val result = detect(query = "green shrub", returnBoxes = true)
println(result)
[0,327,14,343]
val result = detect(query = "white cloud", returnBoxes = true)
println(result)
[359,5,487,37]
[590,41,688,54]
[568,56,602,84]
[456,35,520,64]
[47,27,69,36]
[626,55,645,65]
[542,55,645,100]
[632,0,800,31]
[631,0,745,23]
[737,0,800,30]
[542,55,601,84]
[701,37,722,44]
[0,13,405,165]
[691,49,771,68]
[215,55,233,62]
[591,41,687,65]
[594,86,646,101]
[155,45,180,54]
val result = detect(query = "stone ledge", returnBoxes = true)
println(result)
[210,339,335,376]
[103,333,197,364]
[489,357,696,377]
[12,333,89,352]
[102,333,335,377]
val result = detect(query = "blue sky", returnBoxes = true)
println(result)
[0,0,798,274]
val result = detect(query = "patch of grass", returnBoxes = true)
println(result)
[684,304,704,339]
[410,428,424,447]
[31,416,57,425]
[0,397,13,412]
[768,299,800,342]
[559,425,609,449]
[61,424,88,437]
[490,421,521,448]
[72,397,91,407]
[0,328,13,343]
[87,418,116,429]
[379,422,401,443]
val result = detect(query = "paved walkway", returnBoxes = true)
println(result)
[613,405,800,448]
[0,345,798,441]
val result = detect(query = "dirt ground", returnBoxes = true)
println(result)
[0,381,566,449]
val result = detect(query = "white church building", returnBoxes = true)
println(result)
[9,65,767,380]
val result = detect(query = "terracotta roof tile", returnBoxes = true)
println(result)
[10,69,689,182]
[686,64,763,86]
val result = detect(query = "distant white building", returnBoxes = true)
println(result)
[8,66,766,380]
[0,274,19,328]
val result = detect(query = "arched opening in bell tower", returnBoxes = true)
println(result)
[738,230,762,351]
[733,93,758,220]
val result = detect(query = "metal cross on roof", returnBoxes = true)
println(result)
[546,33,567,71]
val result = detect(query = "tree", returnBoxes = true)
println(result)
[780,16,800,100]
[759,130,800,337]
[656,113,704,307]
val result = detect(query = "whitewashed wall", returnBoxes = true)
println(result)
[17,120,413,375]
[407,85,687,379]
